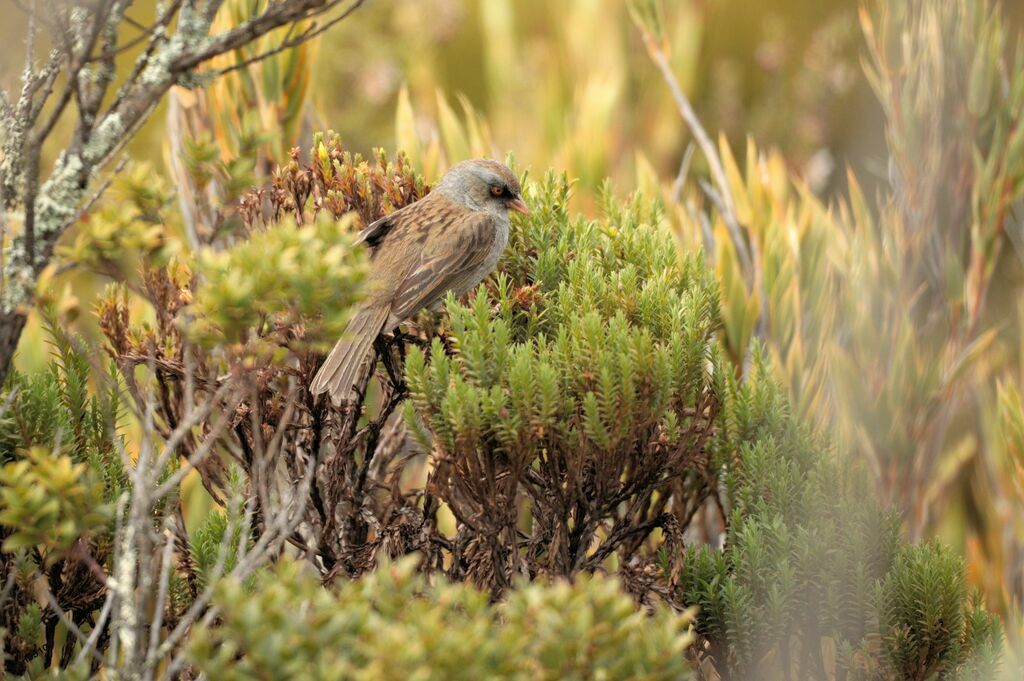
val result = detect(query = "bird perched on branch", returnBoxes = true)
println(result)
[311,158,529,405]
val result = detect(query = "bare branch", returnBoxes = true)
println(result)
[42,588,104,664]
[671,142,695,204]
[634,22,753,278]
[108,0,184,115]
[215,3,364,78]
[172,0,365,73]
[145,517,179,676]
[0,0,367,381]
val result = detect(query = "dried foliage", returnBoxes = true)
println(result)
[634,0,1024,626]
[0,0,367,387]
[3,0,1023,676]
[96,139,429,576]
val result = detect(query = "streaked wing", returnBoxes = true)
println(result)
[355,203,412,249]
[355,193,449,252]
[390,211,497,320]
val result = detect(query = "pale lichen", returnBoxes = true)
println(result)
[1,0,293,316]
[139,45,180,87]
[34,153,85,230]
[0,246,33,312]
[83,113,125,164]
[1,152,86,312]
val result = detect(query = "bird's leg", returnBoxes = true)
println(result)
[393,330,425,349]
[374,335,406,395]
[394,331,409,366]
[382,331,410,373]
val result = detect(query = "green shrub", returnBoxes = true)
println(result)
[0,447,110,558]
[405,175,723,590]
[400,170,1003,678]
[191,557,696,681]
[188,213,367,352]
[669,352,1003,680]
[1,144,1004,679]
[0,318,126,675]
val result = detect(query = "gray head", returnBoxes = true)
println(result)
[433,158,530,217]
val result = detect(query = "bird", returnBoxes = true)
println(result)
[311,158,529,405]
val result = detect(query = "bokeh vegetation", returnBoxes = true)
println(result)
[2,133,1002,678]
[4,0,1024,678]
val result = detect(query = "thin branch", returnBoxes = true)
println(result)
[26,52,64,126]
[108,0,183,115]
[0,563,16,611]
[68,0,115,149]
[22,0,367,284]
[23,0,38,83]
[43,587,104,665]
[86,13,173,64]
[29,0,106,155]
[171,0,364,73]
[63,154,128,226]
[159,462,315,678]
[152,395,242,499]
[121,12,150,33]
[636,26,753,278]
[216,21,306,78]
[74,492,129,668]
[153,378,236,474]
[145,518,179,679]
[20,0,39,262]
[214,4,363,79]
[671,142,695,204]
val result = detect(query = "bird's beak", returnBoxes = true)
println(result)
[506,196,531,215]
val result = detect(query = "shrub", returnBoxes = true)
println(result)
[671,352,1003,680]
[190,558,696,681]
[0,318,125,674]
[404,179,724,591]
[653,0,1024,617]
[0,138,1003,678]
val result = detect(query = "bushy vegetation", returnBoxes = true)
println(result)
[2,0,1024,678]
[404,179,723,591]
[0,136,1005,677]
[647,0,1024,622]
[190,558,696,681]
[0,316,126,673]
[675,352,1003,680]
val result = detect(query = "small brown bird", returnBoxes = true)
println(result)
[311,158,529,405]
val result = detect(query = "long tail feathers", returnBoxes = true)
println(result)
[310,306,390,405]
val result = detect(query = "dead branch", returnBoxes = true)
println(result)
[0,0,367,385]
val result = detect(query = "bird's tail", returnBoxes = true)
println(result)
[310,305,390,405]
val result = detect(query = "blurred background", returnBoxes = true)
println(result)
[5,0,1024,657]
[0,0,905,198]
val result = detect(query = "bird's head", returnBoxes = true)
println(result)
[434,158,530,217]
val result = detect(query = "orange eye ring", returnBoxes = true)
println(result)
[491,185,504,197]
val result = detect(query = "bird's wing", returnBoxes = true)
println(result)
[355,204,411,249]
[354,193,449,252]
[389,210,498,320]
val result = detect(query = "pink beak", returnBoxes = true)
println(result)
[506,196,531,215]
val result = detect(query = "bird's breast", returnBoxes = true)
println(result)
[452,217,510,298]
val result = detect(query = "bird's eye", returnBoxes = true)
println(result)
[491,185,504,197]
